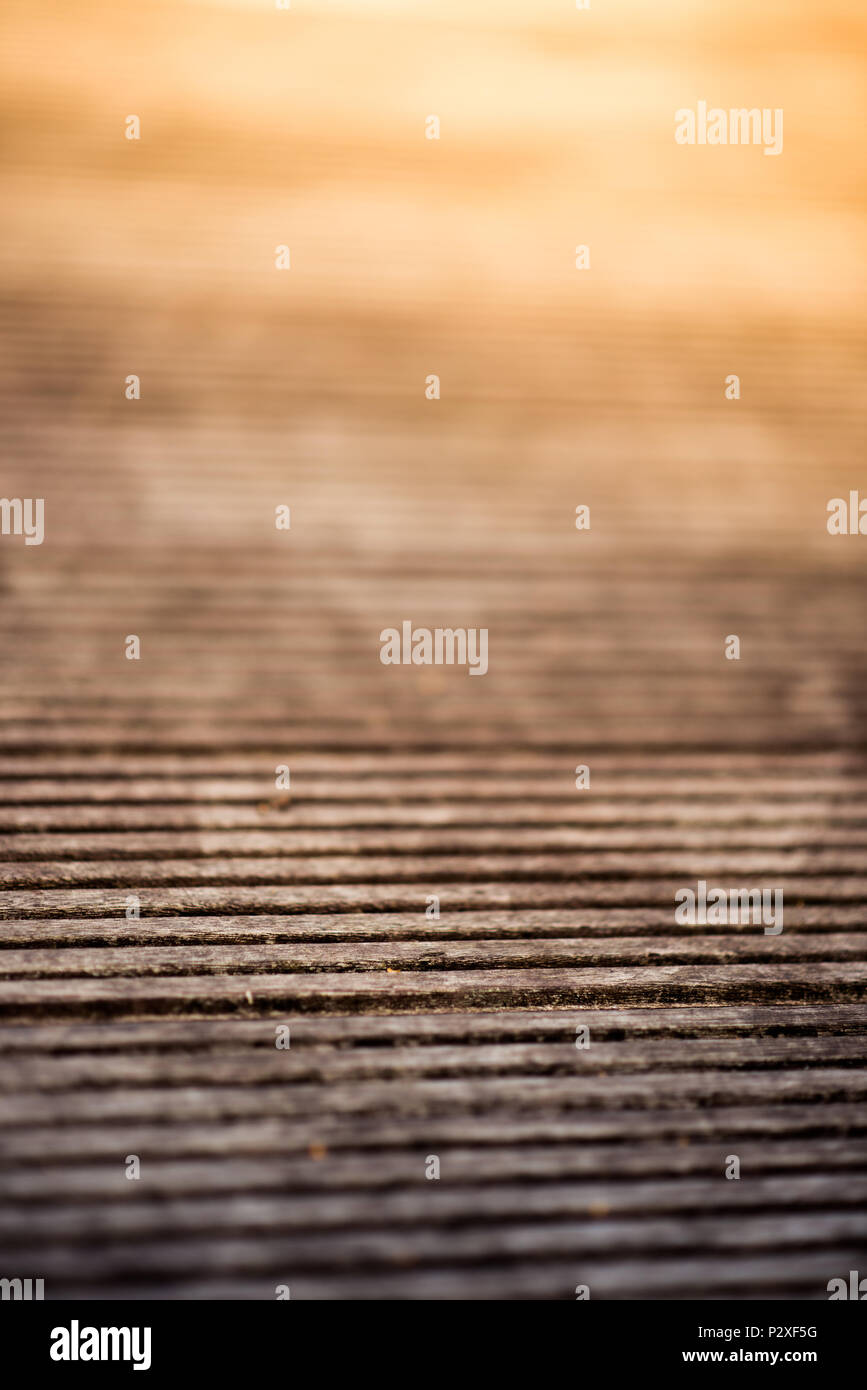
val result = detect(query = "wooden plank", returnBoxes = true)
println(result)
[0,721,859,749]
[3,1068,867,1127]
[2,1036,865,1093]
[3,1174,867,1243]
[4,776,867,803]
[5,852,867,889]
[4,800,866,831]
[0,908,864,947]
[3,1215,867,1285]
[1,935,865,979]
[1,756,865,782]
[43,1250,866,1300]
[8,825,867,858]
[2,879,866,921]
[0,964,865,1021]
[6,1138,867,1200]
[2,1003,866,1051]
[3,1103,865,1163]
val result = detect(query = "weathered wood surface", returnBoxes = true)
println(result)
[1,0,866,1299]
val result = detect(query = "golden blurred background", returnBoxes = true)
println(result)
[1,0,865,750]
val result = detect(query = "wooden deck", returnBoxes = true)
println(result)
[0,0,866,1298]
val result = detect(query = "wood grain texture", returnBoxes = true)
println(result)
[1,0,866,1301]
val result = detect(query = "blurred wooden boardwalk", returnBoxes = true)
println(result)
[0,0,866,1298]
